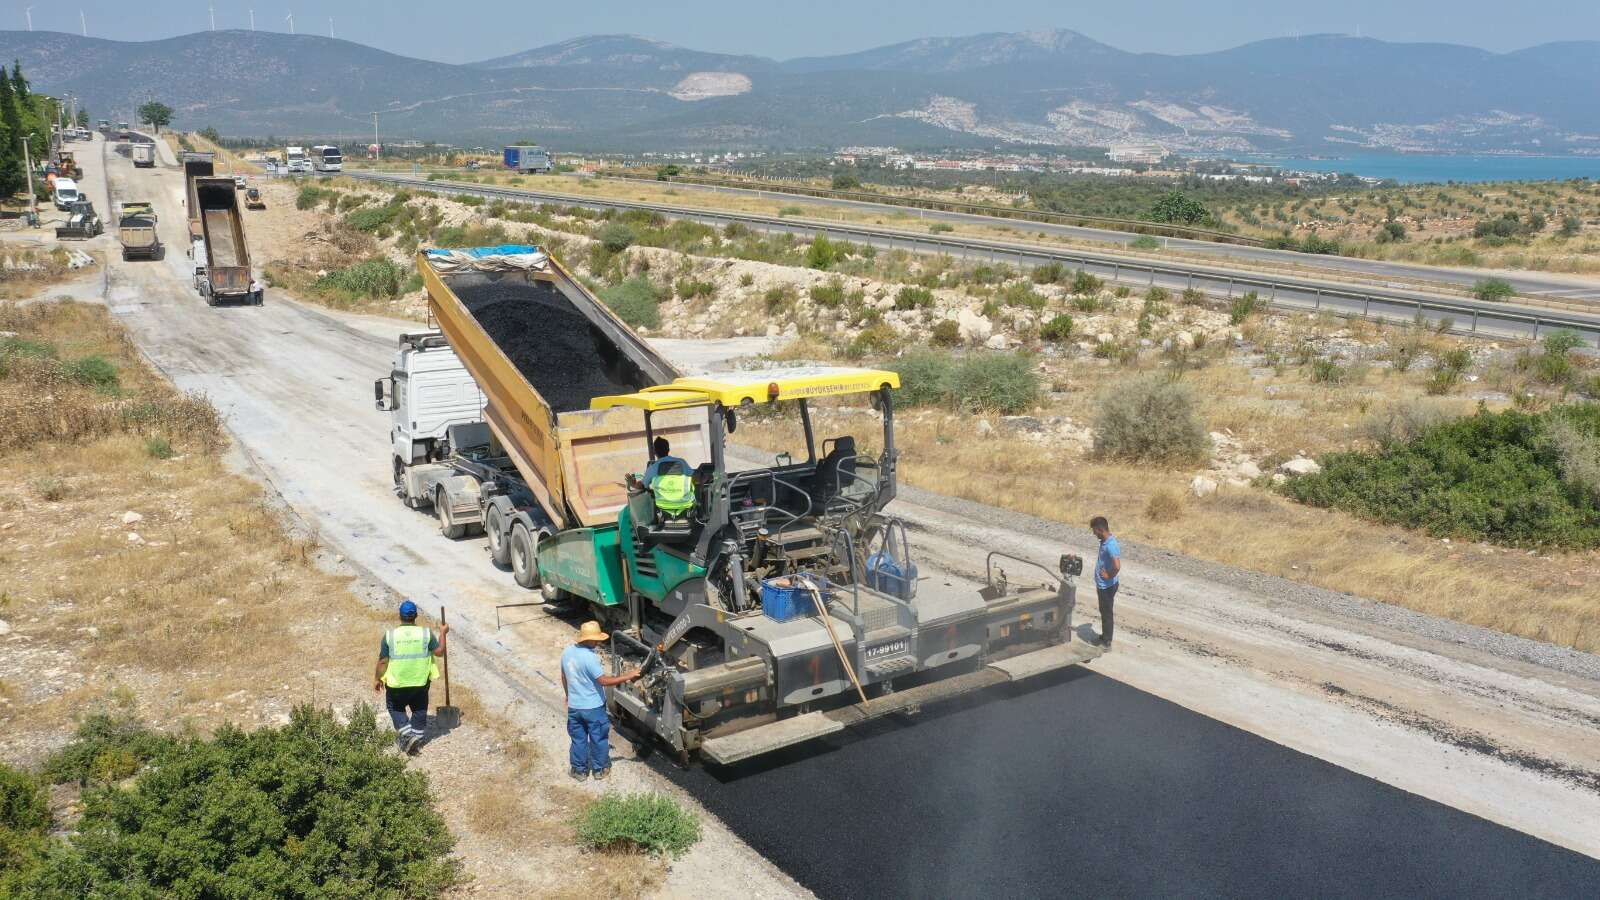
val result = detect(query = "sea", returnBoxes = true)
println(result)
[1243,154,1600,185]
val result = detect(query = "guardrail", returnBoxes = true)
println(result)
[349,171,1600,349]
[597,170,1270,247]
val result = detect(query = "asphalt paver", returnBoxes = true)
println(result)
[657,668,1600,898]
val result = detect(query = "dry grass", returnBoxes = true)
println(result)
[0,301,657,898]
[0,246,86,301]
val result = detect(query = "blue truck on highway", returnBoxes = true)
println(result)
[503,145,553,174]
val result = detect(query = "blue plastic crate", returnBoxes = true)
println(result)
[761,576,826,623]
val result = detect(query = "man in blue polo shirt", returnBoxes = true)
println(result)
[1090,516,1121,649]
[560,621,641,782]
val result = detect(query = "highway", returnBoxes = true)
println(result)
[662,668,1600,899]
[349,171,1600,348]
[590,172,1600,303]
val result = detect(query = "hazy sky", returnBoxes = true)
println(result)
[10,0,1599,64]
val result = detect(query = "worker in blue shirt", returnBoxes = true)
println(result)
[642,436,688,484]
[1090,516,1121,649]
[560,621,641,781]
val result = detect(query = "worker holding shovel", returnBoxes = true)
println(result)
[373,599,448,754]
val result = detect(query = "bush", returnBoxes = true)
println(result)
[1145,489,1185,523]
[846,323,900,359]
[674,278,715,301]
[1070,295,1101,313]
[577,792,701,858]
[0,763,49,889]
[314,258,405,301]
[597,222,637,253]
[810,278,846,307]
[143,435,174,459]
[806,233,838,270]
[1282,404,1600,549]
[1131,235,1161,250]
[888,351,1039,413]
[295,185,331,210]
[1181,287,1207,306]
[1031,262,1065,284]
[999,282,1046,311]
[600,277,662,329]
[1310,359,1347,384]
[18,705,459,897]
[1427,347,1473,395]
[895,286,934,310]
[1544,329,1584,357]
[763,284,796,313]
[930,320,962,347]
[63,355,119,392]
[1472,278,1515,302]
[1229,291,1260,325]
[1040,314,1075,342]
[1093,376,1210,464]
[929,222,954,233]
[1070,269,1103,296]
[778,205,804,217]
[346,200,405,232]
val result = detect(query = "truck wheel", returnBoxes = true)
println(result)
[436,488,466,540]
[485,504,511,567]
[205,293,217,308]
[509,522,540,589]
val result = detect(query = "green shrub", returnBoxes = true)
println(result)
[1229,291,1260,325]
[764,284,796,313]
[314,258,405,301]
[999,282,1046,311]
[433,223,510,248]
[19,705,458,897]
[674,278,716,301]
[846,323,901,359]
[810,279,846,308]
[455,194,484,207]
[63,355,119,392]
[1070,269,1103,296]
[577,792,701,858]
[778,205,804,217]
[1040,314,1075,342]
[346,200,405,232]
[946,353,1040,413]
[1471,278,1515,302]
[887,351,953,405]
[295,185,330,210]
[806,233,838,270]
[1093,376,1210,464]
[1131,235,1161,250]
[1070,295,1100,313]
[738,272,755,287]
[931,320,962,346]
[597,223,637,253]
[1544,329,1584,357]
[1181,287,1207,306]
[1282,404,1600,549]
[143,435,174,459]
[1310,359,1347,384]
[1032,262,1065,284]
[895,286,934,310]
[600,277,662,329]
[929,222,954,233]
[1427,347,1473,395]
[0,763,49,889]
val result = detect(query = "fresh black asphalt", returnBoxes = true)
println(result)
[653,668,1600,899]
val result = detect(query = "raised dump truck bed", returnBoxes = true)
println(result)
[193,177,253,305]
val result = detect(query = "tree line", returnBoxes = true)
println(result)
[0,61,61,199]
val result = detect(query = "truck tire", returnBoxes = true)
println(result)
[485,504,511,567]
[436,488,467,540]
[509,522,540,590]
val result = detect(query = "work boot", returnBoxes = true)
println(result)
[394,732,409,752]
[592,767,610,781]
[404,732,423,755]
[569,769,589,783]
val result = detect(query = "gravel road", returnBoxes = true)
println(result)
[85,134,1600,895]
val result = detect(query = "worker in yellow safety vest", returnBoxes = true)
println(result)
[373,599,448,754]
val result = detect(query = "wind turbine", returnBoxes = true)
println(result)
[24,6,33,31]
[249,9,255,31]
[285,10,294,34]
[209,3,216,31]
[328,17,333,39]
[80,10,86,35]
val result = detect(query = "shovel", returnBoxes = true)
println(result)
[433,605,462,730]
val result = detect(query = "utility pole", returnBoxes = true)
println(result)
[20,135,36,220]
[372,111,380,160]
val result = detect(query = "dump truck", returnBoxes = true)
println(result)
[379,244,1101,763]
[181,151,216,240]
[117,201,161,260]
[190,177,255,306]
[131,142,155,168]
[55,199,102,239]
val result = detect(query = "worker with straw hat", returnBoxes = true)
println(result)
[561,621,641,781]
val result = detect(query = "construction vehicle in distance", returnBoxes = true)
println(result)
[117,201,162,260]
[189,177,255,306]
[379,244,1100,764]
[55,199,103,239]
[116,122,131,140]
[131,142,155,168]
[503,145,553,174]
[244,187,265,209]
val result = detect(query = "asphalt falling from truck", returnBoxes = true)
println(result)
[455,275,653,413]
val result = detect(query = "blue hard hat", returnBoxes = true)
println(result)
[398,599,418,618]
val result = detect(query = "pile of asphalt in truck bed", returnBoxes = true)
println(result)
[455,275,654,414]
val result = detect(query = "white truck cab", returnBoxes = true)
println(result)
[53,178,80,210]
[375,331,486,477]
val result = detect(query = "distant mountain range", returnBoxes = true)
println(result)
[1,28,1596,155]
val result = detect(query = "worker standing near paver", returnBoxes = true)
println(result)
[1090,516,1121,649]
[373,599,448,754]
[561,621,641,781]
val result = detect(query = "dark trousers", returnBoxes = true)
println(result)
[1097,584,1119,644]
[385,683,430,736]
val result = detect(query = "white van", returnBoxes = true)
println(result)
[53,178,80,210]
